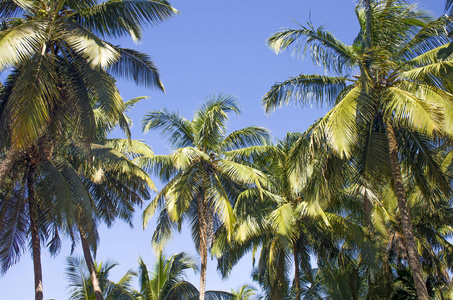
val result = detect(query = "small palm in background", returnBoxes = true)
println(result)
[66,252,233,300]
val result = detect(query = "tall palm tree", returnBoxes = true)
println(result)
[262,1,453,298]
[0,97,155,300]
[141,94,270,300]
[0,0,177,187]
[60,96,156,300]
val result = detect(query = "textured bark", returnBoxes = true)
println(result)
[198,191,208,300]
[28,165,43,300]
[386,121,429,300]
[0,147,20,187]
[292,240,301,300]
[79,226,104,300]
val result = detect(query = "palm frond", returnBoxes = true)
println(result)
[0,19,46,71]
[262,75,349,114]
[142,109,194,148]
[75,0,178,41]
[267,24,356,73]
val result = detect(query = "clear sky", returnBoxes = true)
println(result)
[0,0,445,299]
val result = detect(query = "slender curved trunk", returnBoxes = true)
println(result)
[292,240,301,300]
[0,147,20,187]
[28,165,43,300]
[79,225,104,300]
[386,121,429,300]
[198,190,208,300]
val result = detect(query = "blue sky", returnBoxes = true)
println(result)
[0,0,445,298]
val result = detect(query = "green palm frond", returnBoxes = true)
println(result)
[211,173,236,241]
[62,24,120,68]
[267,24,356,73]
[4,54,59,149]
[217,160,266,189]
[66,256,91,300]
[109,47,164,91]
[134,154,176,182]
[0,1,32,18]
[323,86,361,158]
[96,139,154,158]
[220,127,270,151]
[90,144,156,191]
[262,75,349,114]
[75,0,178,41]
[383,86,442,135]
[396,16,452,61]
[193,94,240,150]
[0,19,46,71]
[0,187,28,273]
[142,109,194,148]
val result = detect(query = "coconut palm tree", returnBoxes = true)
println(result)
[135,252,232,300]
[67,252,233,300]
[0,97,155,300]
[0,0,177,187]
[141,94,270,300]
[66,256,136,300]
[215,132,365,300]
[262,1,453,298]
[60,97,156,300]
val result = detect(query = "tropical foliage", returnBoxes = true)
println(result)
[2,0,453,300]
[141,94,270,300]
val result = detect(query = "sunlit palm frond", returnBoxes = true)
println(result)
[323,87,361,158]
[96,139,154,158]
[220,127,270,151]
[267,24,356,73]
[383,86,442,135]
[75,0,178,41]
[0,19,46,71]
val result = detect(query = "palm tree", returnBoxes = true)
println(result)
[67,252,233,300]
[66,256,136,300]
[0,0,177,187]
[262,1,453,298]
[141,94,270,300]
[61,97,156,300]
[215,133,364,300]
[0,97,155,300]
[135,252,232,300]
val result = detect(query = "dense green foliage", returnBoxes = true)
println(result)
[2,0,453,299]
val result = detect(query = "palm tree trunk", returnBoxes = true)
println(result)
[198,192,208,300]
[292,240,301,300]
[386,121,429,300]
[0,147,20,187]
[79,225,104,300]
[28,165,43,300]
